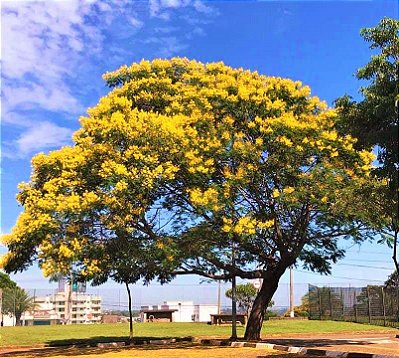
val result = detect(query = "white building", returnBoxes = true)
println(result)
[140,301,218,323]
[1,281,102,326]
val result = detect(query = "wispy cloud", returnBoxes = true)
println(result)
[1,1,142,114]
[1,0,217,159]
[143,36,188,57]
[149,0,216,19]
[11,122,73,158]
[1,0,141,157]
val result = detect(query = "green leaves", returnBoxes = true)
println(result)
[1,286,36,326]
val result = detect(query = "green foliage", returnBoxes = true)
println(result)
[264,308,279,320]
[335,17,398,183]
[0,272,17,289]
[384,271,398,289]
[308,286,344,318]
[286,292,310,317]
[2,286,36,326]
[335,16,399,275]
[225,283,258,314]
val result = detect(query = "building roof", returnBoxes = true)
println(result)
[141,309,178,313]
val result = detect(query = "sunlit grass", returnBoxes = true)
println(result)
[0,320,395,347]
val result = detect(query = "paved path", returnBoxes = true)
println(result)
[262,332,399,356]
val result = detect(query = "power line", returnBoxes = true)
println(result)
[343,259,392,263]
[293,269,384,283]
[336,263,394,270]
[344,250,390,256]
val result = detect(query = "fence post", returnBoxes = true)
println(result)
[340,288,344,320]
[13,288,16,326]
[381,287,386,327]
[318,287,322,319]
[353,290,357,323]
[33,289,36,326]
[366,286,371,324]
[329,289,333,319]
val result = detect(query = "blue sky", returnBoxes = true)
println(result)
[1,0,398,307]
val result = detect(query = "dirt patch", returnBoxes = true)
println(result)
[262,332,399,357]
[0,343,306,358]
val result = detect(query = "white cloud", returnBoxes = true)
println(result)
[143,36,188,57]
[15,121,73,157]
[1,1,103,116]
[1,0,217,159]
[3,83,82,114]
[193,0,214,14]
[1,111,36,128]
[1,0,143,116]
[149,0,214,19]
[129,17,144,28]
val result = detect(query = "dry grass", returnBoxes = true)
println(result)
[0,343,303,358]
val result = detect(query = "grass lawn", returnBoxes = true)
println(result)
[0,320,395,347]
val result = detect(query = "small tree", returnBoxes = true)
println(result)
[225,283,257,315]
[0,273,17,290]
[88,237,173,339]
[288,292,309,317]
[2,286,36,326]
[308,286,344,318]
[385,271,398,289]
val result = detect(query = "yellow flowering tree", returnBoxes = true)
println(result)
[1,58,381,340]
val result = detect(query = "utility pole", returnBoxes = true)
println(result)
[231,243,237,340]
[217,281,221,314]
[289,267,294,318]
[231,274,237,339]
[66,273,73,324]
[32,289,36,325]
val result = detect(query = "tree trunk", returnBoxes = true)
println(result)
[125,282,133,340]
[231,274,237,339]
[244,274,280,341]
[15,313,21,326]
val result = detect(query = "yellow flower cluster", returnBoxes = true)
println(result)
[189,187,220,210]
[276,136,293,147]
[222,217,274,235]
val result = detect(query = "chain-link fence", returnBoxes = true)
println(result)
[309,284,399,328]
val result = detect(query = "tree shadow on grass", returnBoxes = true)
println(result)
[0,342,304,357]
[263,337,378,348]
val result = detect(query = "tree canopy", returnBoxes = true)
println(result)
[335,17,399,272]
[225,283,258,315]
[2,286,36,326]
[0,58,381,340]
[0,273,17,290]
